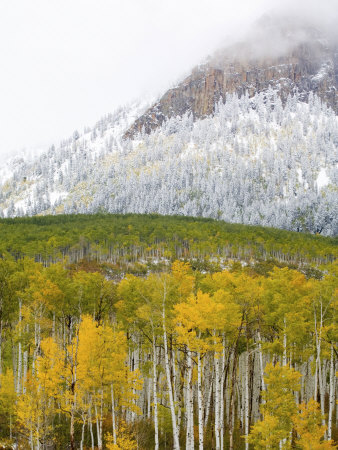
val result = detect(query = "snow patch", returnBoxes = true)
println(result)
[311,64,329,83]
[297,168,303,183]
[316,168,330,190]
[50,191,68,204]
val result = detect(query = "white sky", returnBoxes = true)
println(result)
[0,0,336,163]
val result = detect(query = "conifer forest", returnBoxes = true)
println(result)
[1,93,337,237]
[0,215,336,449]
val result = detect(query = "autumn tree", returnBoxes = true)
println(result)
[247,362,302,449]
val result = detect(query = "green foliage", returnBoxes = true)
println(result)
[247,363,302,449]
[0,213,336,265]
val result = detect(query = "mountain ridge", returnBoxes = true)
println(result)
[124,17,337,138]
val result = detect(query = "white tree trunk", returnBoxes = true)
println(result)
[314,301,325,406]
[16,300,22,393]
[95,394,104,450]
[36,414,40,450]
[99,390,103,450]
[95,402,101,449]
[23,349,28,393]
[214,347,221,450]
[327,344,335,441]
[111,385,117,445]
[147,377,151,419]
[245,349,250,450]
[52,312,56,339]
[80,416,86,450]
[244,343,250,450]
[282,318,287,367]
[204,370,213,428]
[16,341,22,394]
[197,351,204,450]
[173,347,178,404]
[88,406,94,450]
[152,336,159,450]
[229,373,236,450]
[177,349,182,433]
[257,331,266,395]
[316,302,326,428]
[220,339,225,450]
[186,348,194,450]
[29,424,34,449]
[319,360,326,428]
[163,296,180,450]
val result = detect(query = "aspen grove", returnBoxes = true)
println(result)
[0,254,336,449]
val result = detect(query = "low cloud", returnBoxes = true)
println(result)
[0,0,336,162]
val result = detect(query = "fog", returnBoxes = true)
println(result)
[0,0,336,163]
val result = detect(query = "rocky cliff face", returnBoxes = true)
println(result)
[124,16,337,138]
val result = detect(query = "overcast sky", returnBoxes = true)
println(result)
[0,0,336,164]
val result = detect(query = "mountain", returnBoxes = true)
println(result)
[125,14,337,138]
[0,15,337,235]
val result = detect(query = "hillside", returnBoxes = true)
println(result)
[0,92,337,235]
[0,15,337,236]
[0,213,336,266]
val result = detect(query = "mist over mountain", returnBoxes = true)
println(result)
[0,12,337,235]
[125,14,337,137]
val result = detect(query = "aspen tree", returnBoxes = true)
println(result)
[0,258,20,378]
[293,399,335,449]
[311,267,337,432]
[76,315,141,450]
[0,370,16,440]
[118,274,164,449]
[263,268,312,366]
[247,363,301,449]
[16,337,63,449]
[106,421,137,449]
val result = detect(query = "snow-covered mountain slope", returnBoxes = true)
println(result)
[1,15,337,236]
[1,91,337,235]
[0,99,150,211]
[125,15,338,139]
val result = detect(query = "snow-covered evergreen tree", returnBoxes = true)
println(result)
[0,93,337,235]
